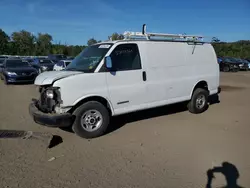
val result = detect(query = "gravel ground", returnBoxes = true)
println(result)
[0,72,250,188]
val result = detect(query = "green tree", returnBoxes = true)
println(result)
[109,33,124,41]
[87,38,98,46]
[35,33,53,55]
[11,30,36,55]
[0,29,10,54]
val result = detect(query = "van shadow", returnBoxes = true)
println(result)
[206,162,244,188]
[107,94,220,134]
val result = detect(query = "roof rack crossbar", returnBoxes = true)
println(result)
[123,24,204,42]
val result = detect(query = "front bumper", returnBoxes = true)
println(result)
[6,74,37,83]
[29,101,73,128]
[239,65,249,70]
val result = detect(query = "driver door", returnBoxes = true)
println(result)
[105,43,148,115]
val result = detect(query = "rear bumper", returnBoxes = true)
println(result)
[29,101,73,128]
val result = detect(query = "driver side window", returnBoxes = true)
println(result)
[110,44,141,71]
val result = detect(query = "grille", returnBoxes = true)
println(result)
[16,71,34,76]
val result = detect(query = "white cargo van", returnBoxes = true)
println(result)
[29,26,220,138]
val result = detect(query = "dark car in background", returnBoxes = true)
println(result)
[219,57,239,72]
[48,54,67,63]
[233,58,248,71]
[244,59,250,69]
[0,59,38,84]
[30,58,55,73]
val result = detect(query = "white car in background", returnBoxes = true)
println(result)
[53,60,72,71]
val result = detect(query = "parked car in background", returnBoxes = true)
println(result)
[0,55,9,59]
[48,54,67,63]
[217,57,222,64]
[0,59,38,84]
[243,59,250,70]
[30,59,55,73]
[53,60,72,71]
[219,57,239,72]
[230,58,248,71]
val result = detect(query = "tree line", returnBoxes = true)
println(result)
[0,28,249,58]
[0,29,124,57]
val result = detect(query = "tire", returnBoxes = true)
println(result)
[72,101,110,139]
[3,76,9,85]
[188,88,209,114]
[223,66,230,72]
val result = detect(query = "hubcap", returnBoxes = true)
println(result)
[80,110,103,132]
[196,94,206,109]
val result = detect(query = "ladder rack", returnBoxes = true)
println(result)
[123,24,204,42]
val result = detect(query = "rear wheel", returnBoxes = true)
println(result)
[188,88,209,114]
[72,101,110,139]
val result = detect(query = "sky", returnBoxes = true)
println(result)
[0,0,249,45]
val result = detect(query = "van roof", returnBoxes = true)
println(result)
[98,39,207,45]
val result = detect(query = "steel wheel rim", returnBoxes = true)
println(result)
[196,94,206,109]
[80,110,103,132]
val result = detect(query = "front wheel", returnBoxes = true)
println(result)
[72,101,110,139]
[223,66,230,72]
[3,76,9,85]
[188,88,209,114]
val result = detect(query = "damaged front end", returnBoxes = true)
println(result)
[29,86,73,128]
[35,86,62,113]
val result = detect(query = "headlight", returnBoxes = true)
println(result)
[7,72,17,76]
[41,66,47,70]
[46,90,54,99]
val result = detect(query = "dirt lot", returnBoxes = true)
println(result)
[0,72,250,188]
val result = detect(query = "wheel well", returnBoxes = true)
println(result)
[69,96,113,115]
[192,81,209,95]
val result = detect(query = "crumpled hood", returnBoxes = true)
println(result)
[34,71,83,85]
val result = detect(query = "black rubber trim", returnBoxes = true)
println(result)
[29,102,73,128]
[218,87,221,94]
[117,101,129,105]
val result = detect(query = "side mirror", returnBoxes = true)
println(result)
[105,56,112,69]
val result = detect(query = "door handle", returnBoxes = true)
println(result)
[142,71,147,81]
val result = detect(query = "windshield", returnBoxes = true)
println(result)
[223,58,233,63]
[66,44,112,72]
[6,60,30,68]
[40,59,53,64]
[65,61,71,66]
[235,58,243,63]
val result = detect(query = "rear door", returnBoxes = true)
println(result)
[106,43,148,115]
